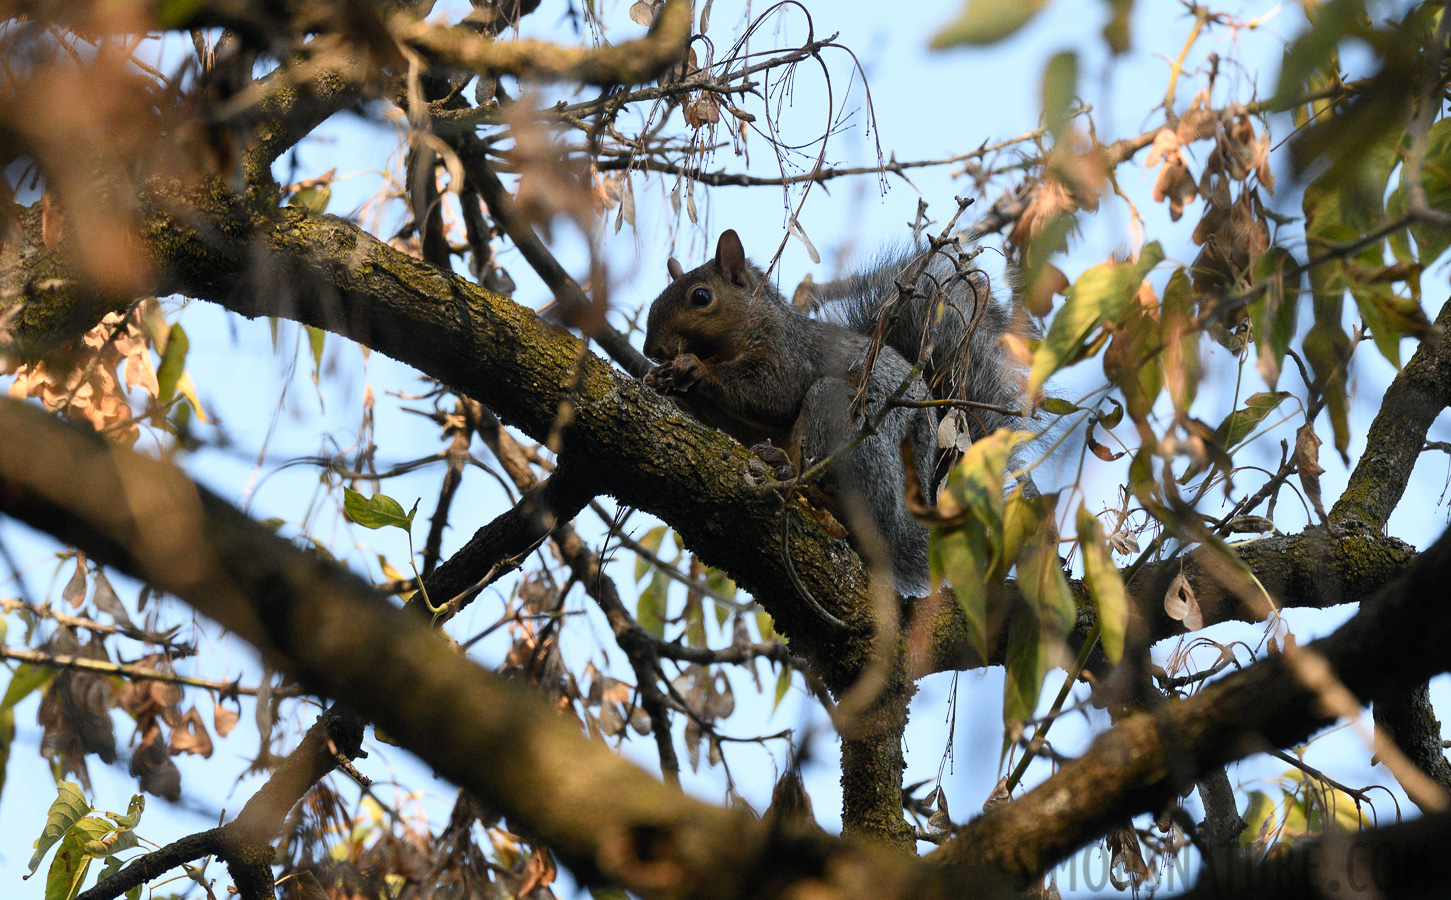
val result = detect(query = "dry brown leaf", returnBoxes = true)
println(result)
[62,554,88,607]
[213,698,240,737]
[1163,572,1203,631]
[516,847,557,896]
[1152,148,1198,222]
[628,0,661,26]
[1294,423,1328,524]
[684,93,721,128]
[130,721,182,800]
[39,633,117,785]
[169,706,214,758]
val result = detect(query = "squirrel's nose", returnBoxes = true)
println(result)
[645,339,678,362]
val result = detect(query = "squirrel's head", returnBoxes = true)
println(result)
[644,230,771,363]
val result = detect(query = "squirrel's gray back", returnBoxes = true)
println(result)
[809,244,1028,443]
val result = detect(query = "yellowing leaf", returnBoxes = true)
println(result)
[174,372,209,424]
[1076,505,1127,662]
[154,324,188,404]
[1003,609,1048,731]
[931,0,1052,48]
[1030,243,1164,394]
[1042,51,1078,140]
[931,526,990,660]
[28,782,90,878]
[1215,391,1293,450]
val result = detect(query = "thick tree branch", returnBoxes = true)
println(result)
[1373,682,1451,810]
[134,188,879,692]
[0,398,1011,900]
[1332,297,1451,529]
[1179,809,1451,898]
[1330,297,1451,806]
[923,524,1417,676]
[75,708,365,900]
[392,0,691,86]
[1,187,1421,696]
[928,524,1451,884]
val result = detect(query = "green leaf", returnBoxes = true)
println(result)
[637,570,667,636]
[1030,243,1164,394]
[1273,0,1364,109]
[306,325,326,384]
[1407,118,1451,264]
[755,610,774,641]
[1239,790,1276,848]
[93,855,125,891]
[1215,391,1293,450]
[28,782,90,878]
[1103,302,1162,424]
[288,184,332,214]
[1042,51,1078,140]
[0,706,13,812]
[1304,269,1353,460]
[44,812,111,900]
[1301,112,1402,244]
[154,324,189,404]
[683,595,706,648]
[83,828,137,859]
[1039,397,1082,416]
[1076,505,1127,663]
[44,831,91,900]
[1249,248,1302,389]
[156,0,203,28]
[1016,523,1075,639]
[634,525,668,583]
[1160,268,1200,416]
[342,488,414,532]
[931,0,1052,48]
[1002,609,1047,732]
[944,428,1031,536]
[773,664,793,711]
[1101,0,1133,53]
[706,568,736,626]
[2,662,54,711]
[930,526,990,661]
[106,795,145,831]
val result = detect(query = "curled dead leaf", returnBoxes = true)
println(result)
[1163,572,1203,631]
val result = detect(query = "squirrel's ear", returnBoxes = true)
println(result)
[715,230,746,282]
[667,257,685,281]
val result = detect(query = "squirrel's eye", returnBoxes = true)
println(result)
[688,287,713,308]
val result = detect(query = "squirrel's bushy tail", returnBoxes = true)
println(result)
[811,244,1030,453]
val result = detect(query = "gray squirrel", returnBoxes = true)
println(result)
[642,230,1027,597]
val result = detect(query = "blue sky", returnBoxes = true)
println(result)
[4,0,1451,896]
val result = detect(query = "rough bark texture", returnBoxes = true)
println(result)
[2,177,1429,852]
[928,524,1451,884]
[1331,298,1451,529]
[0,398,1013,900]
[1373,681,1451,809]
[3,188,1420,688]
[1331,299,1451,808]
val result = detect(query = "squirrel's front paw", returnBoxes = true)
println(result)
[644,354,705,394]
[750,442,797,482]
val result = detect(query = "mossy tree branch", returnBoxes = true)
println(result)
[1330,297,1451,806]
[0,397,1005,900]
[929,523,1451,885]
